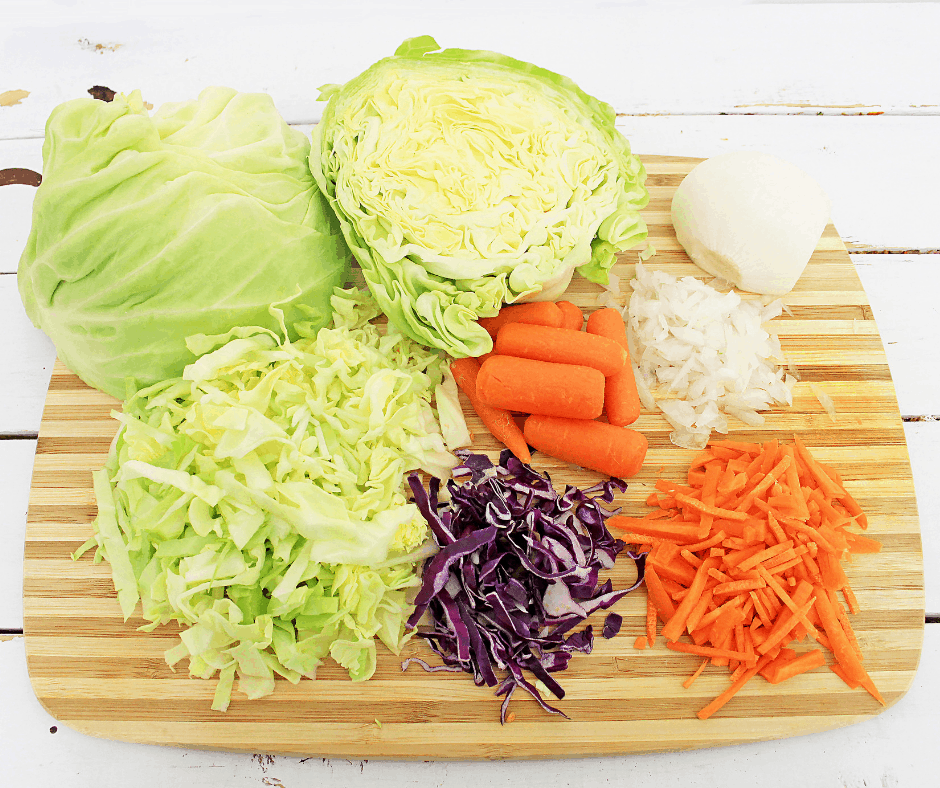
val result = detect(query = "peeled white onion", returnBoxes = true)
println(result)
[671,151,830,296]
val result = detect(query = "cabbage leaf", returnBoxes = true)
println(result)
[79,288,452,709]
[310,36,648,357]
[18,87,350,399]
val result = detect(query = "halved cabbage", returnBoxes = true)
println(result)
[310,36,649,357]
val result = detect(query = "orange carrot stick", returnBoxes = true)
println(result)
[674,494,750,521]
[756,601,815,658]
[524,416,648,478]
[556,301,584,331]
[683,658,710,689]
[661,556,721,642]
[845,531,881,554]
[494,322,626,377]
[449,358,532,463]
[644,565,677,621]
[646,594,658,647]
[764,649,826,684]
[477,301,564,338]
[585,307,642,425]
[712,578,766,596]
[607,517,707,543]
[793,436,845,498]
[685,588,715,634]
[476,356,605,419]
[813,587,885,705]
[666,640,756,664]
[697,654,774,720]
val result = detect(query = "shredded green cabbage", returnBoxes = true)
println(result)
[79,288,454,710]
[310,36,649,358]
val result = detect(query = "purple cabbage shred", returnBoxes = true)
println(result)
[402,449,645,723]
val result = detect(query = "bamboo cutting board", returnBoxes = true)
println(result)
[22,155,924,759]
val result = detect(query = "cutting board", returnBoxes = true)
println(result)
[22,155,924,759]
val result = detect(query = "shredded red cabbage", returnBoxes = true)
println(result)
[403,449,645,722]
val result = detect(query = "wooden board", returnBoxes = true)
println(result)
[22,155,924,759]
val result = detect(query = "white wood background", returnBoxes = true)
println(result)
[2,1,939,784]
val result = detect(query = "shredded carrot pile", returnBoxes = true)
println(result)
[608,437,884,720]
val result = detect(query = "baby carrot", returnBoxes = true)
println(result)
[477,301,564,338]
[494,323,626,377]
[556,301,584,331]
[449,358,532,464]
[477,356,605,419]
[585,308,642,426]
[524,416,648,479]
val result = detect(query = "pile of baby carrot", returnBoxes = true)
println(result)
[450,300,648,478]
[608,436,884,720]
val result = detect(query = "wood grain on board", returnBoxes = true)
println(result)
[21,156,924,759]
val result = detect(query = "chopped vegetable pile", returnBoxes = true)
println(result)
[628,262,795,450]
[80,288,457,710]
[609,437,883,719]
[403,450,644,721]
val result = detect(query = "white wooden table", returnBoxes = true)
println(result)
[2,1,939,784]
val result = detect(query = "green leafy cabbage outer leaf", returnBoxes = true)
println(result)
[84,289,453,709]
[310,37,648,357]
[18,87,350,399]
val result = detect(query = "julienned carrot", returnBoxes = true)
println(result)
[661,556,721,642]
[524,416,648,479]
[477,301,564,338]
[556,301,584,331]
[449,358,532,464]
[646,595,657,647]
[607,516,707,543]
[814,586,885,705]
[477,355,605,420]
[763,649,826,684]
[683,658,710,689]
[494,322,626,377]
[585,308,641,426]
[666,640,757,664]
[697,655,774,720]
[623,437,882,719]
[644,565,677,621]
[675,494,750,522]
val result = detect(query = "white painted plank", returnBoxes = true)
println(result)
[907,421,940,616]
[853,254,940,416]
[2,1,939,141]
[0,276,56,434]
[0,139,41,274]
[1,626,938,784]
[0,440,36,630]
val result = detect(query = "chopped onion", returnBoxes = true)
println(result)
[626,263,794,447]
[810,382,838,422]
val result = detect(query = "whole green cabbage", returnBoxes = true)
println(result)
[18,87,350,399]
[309,36,649,357]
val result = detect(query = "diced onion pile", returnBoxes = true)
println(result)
[626,263,796,449]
